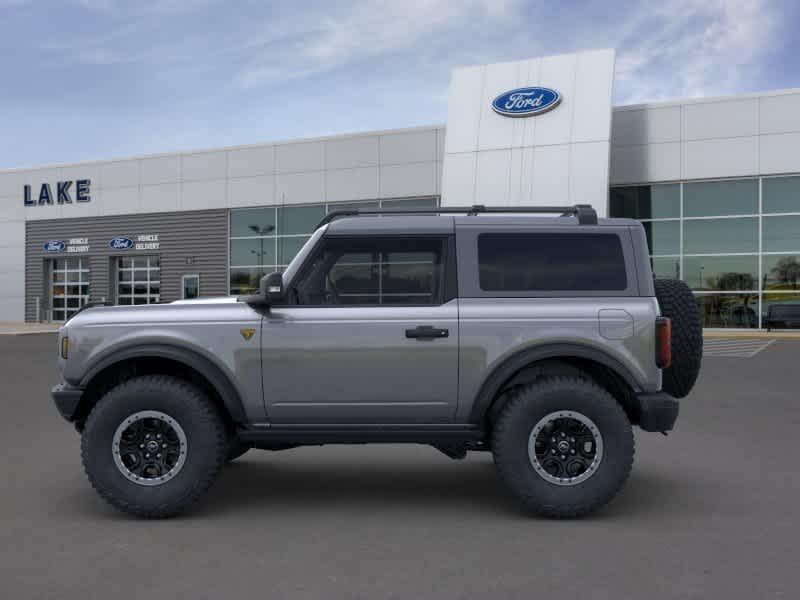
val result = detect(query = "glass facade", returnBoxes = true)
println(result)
[610,175,800,329]
[229,197,438,295]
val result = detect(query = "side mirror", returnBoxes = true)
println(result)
[260,271,284,304]
[240,271,284,307]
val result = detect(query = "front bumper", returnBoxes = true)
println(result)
[636,392,679,432]
[52,383,84,421]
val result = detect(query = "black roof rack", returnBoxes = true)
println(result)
[316,204,598,228]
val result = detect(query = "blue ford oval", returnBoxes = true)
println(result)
[43,240,65,253]
[110,236,134,250]
[491,87,561,117]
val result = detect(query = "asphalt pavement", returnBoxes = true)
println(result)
[1,333,798,599]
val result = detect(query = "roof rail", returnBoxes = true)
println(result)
[316,204,598,228]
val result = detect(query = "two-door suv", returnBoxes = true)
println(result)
[52,205,702,518]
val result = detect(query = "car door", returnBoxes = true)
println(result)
[261,234,458,424]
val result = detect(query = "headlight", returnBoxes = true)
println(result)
[60,336,69,359]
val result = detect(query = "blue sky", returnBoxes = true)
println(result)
[1,0,797,168]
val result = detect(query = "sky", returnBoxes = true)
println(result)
[1,0,798,169]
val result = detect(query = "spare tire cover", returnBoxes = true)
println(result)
[654,279,703,398]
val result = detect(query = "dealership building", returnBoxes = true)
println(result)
[1,48,799,329]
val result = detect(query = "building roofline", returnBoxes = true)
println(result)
[613,86,800,112]
[0,123,446,175]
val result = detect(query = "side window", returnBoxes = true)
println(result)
[292,237,446,306]
[478,233,628,292]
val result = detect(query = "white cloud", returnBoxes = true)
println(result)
[614,0,780,104]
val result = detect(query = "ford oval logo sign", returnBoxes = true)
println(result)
[491,87,561,117]
[110,236,134,250]
[44,240,65,253]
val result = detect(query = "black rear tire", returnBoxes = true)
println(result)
[654,278,703,398]
[81,375,227,518]
[492,376,634,518]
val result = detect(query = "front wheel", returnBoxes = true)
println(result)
[492,376,634,518]
[81,375,227,518]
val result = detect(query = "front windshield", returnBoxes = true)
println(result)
[281,226,327,286]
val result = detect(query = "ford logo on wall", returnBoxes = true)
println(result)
[43,240,66,253]
[109,236,134,250]
[491,87,561,117]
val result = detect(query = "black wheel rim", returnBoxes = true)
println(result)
[112,411,187,486]
[528,410,603,486]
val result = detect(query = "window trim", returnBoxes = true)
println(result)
[281,233,454,308]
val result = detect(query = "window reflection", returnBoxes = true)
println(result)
[695,294,758,328]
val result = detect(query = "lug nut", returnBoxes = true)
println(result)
[561,455,566,460]
[570,449,576,454]
[156,453,161,459]
[162,443,167,448]
[561,432,566,438]
[139,444,144,449]
[145,453,150,458]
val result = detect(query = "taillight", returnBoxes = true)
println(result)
[655,317,671,369]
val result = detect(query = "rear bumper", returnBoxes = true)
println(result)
[636,392,679,432]
[51,383,84,422]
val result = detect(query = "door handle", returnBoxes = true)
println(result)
[405,325,449,340]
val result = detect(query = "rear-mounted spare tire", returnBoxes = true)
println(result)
[654,279,703,398]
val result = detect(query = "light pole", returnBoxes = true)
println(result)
[248,224,275,275]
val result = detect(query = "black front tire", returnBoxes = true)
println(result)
[492,376,634,518]
[81,375,227,518]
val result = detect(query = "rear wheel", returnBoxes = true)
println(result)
[492,376,634,518]
[81,375,227,518]
[654,278,703,398]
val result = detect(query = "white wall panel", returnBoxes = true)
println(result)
[0,295,24,322]
[474,149,511,204]
[380,162,437,199]
[325,136,379,169]
[227,146,275,178]
[610,142,681,184]
[228,175,275,207]
[182,179,227,211]
[532,145,570,204]
[326,167,378,202]
[760,93,800,135]
[99,186,139,215]
[275,171,325,205]
[443,65,484,154]
[140,155,180,185]
[477,60,521,151]
[442,50,614,211]
[0,170,20,198]
[569,142,609,215]
[276,141,324,174]
[140,183,179,213]
[181,151,227,182]
[683,99,758,141]
[531,53,577,147]
[380,130,437,165]
[760,132,800,174]
[100,160,139,188]
[572,49,615,143]
[683,137,758,179]
[0,220,24,247]
[25,204,63,221]
[0,196,25,222]
[612,106,681,146]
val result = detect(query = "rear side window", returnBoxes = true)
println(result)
[478,233,627,292]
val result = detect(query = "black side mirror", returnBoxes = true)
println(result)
[260,271,284,304]
[240,271,284,307]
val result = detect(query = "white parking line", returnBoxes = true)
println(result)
[704,339,775,358]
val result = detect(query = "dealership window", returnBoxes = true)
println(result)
[50,258,90,322]
[611,175,800,328]
[229,197,438,294]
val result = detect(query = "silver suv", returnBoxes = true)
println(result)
[52,205,702,518]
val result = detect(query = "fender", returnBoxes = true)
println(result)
[79,343,247,424]
[468,342,643,424]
